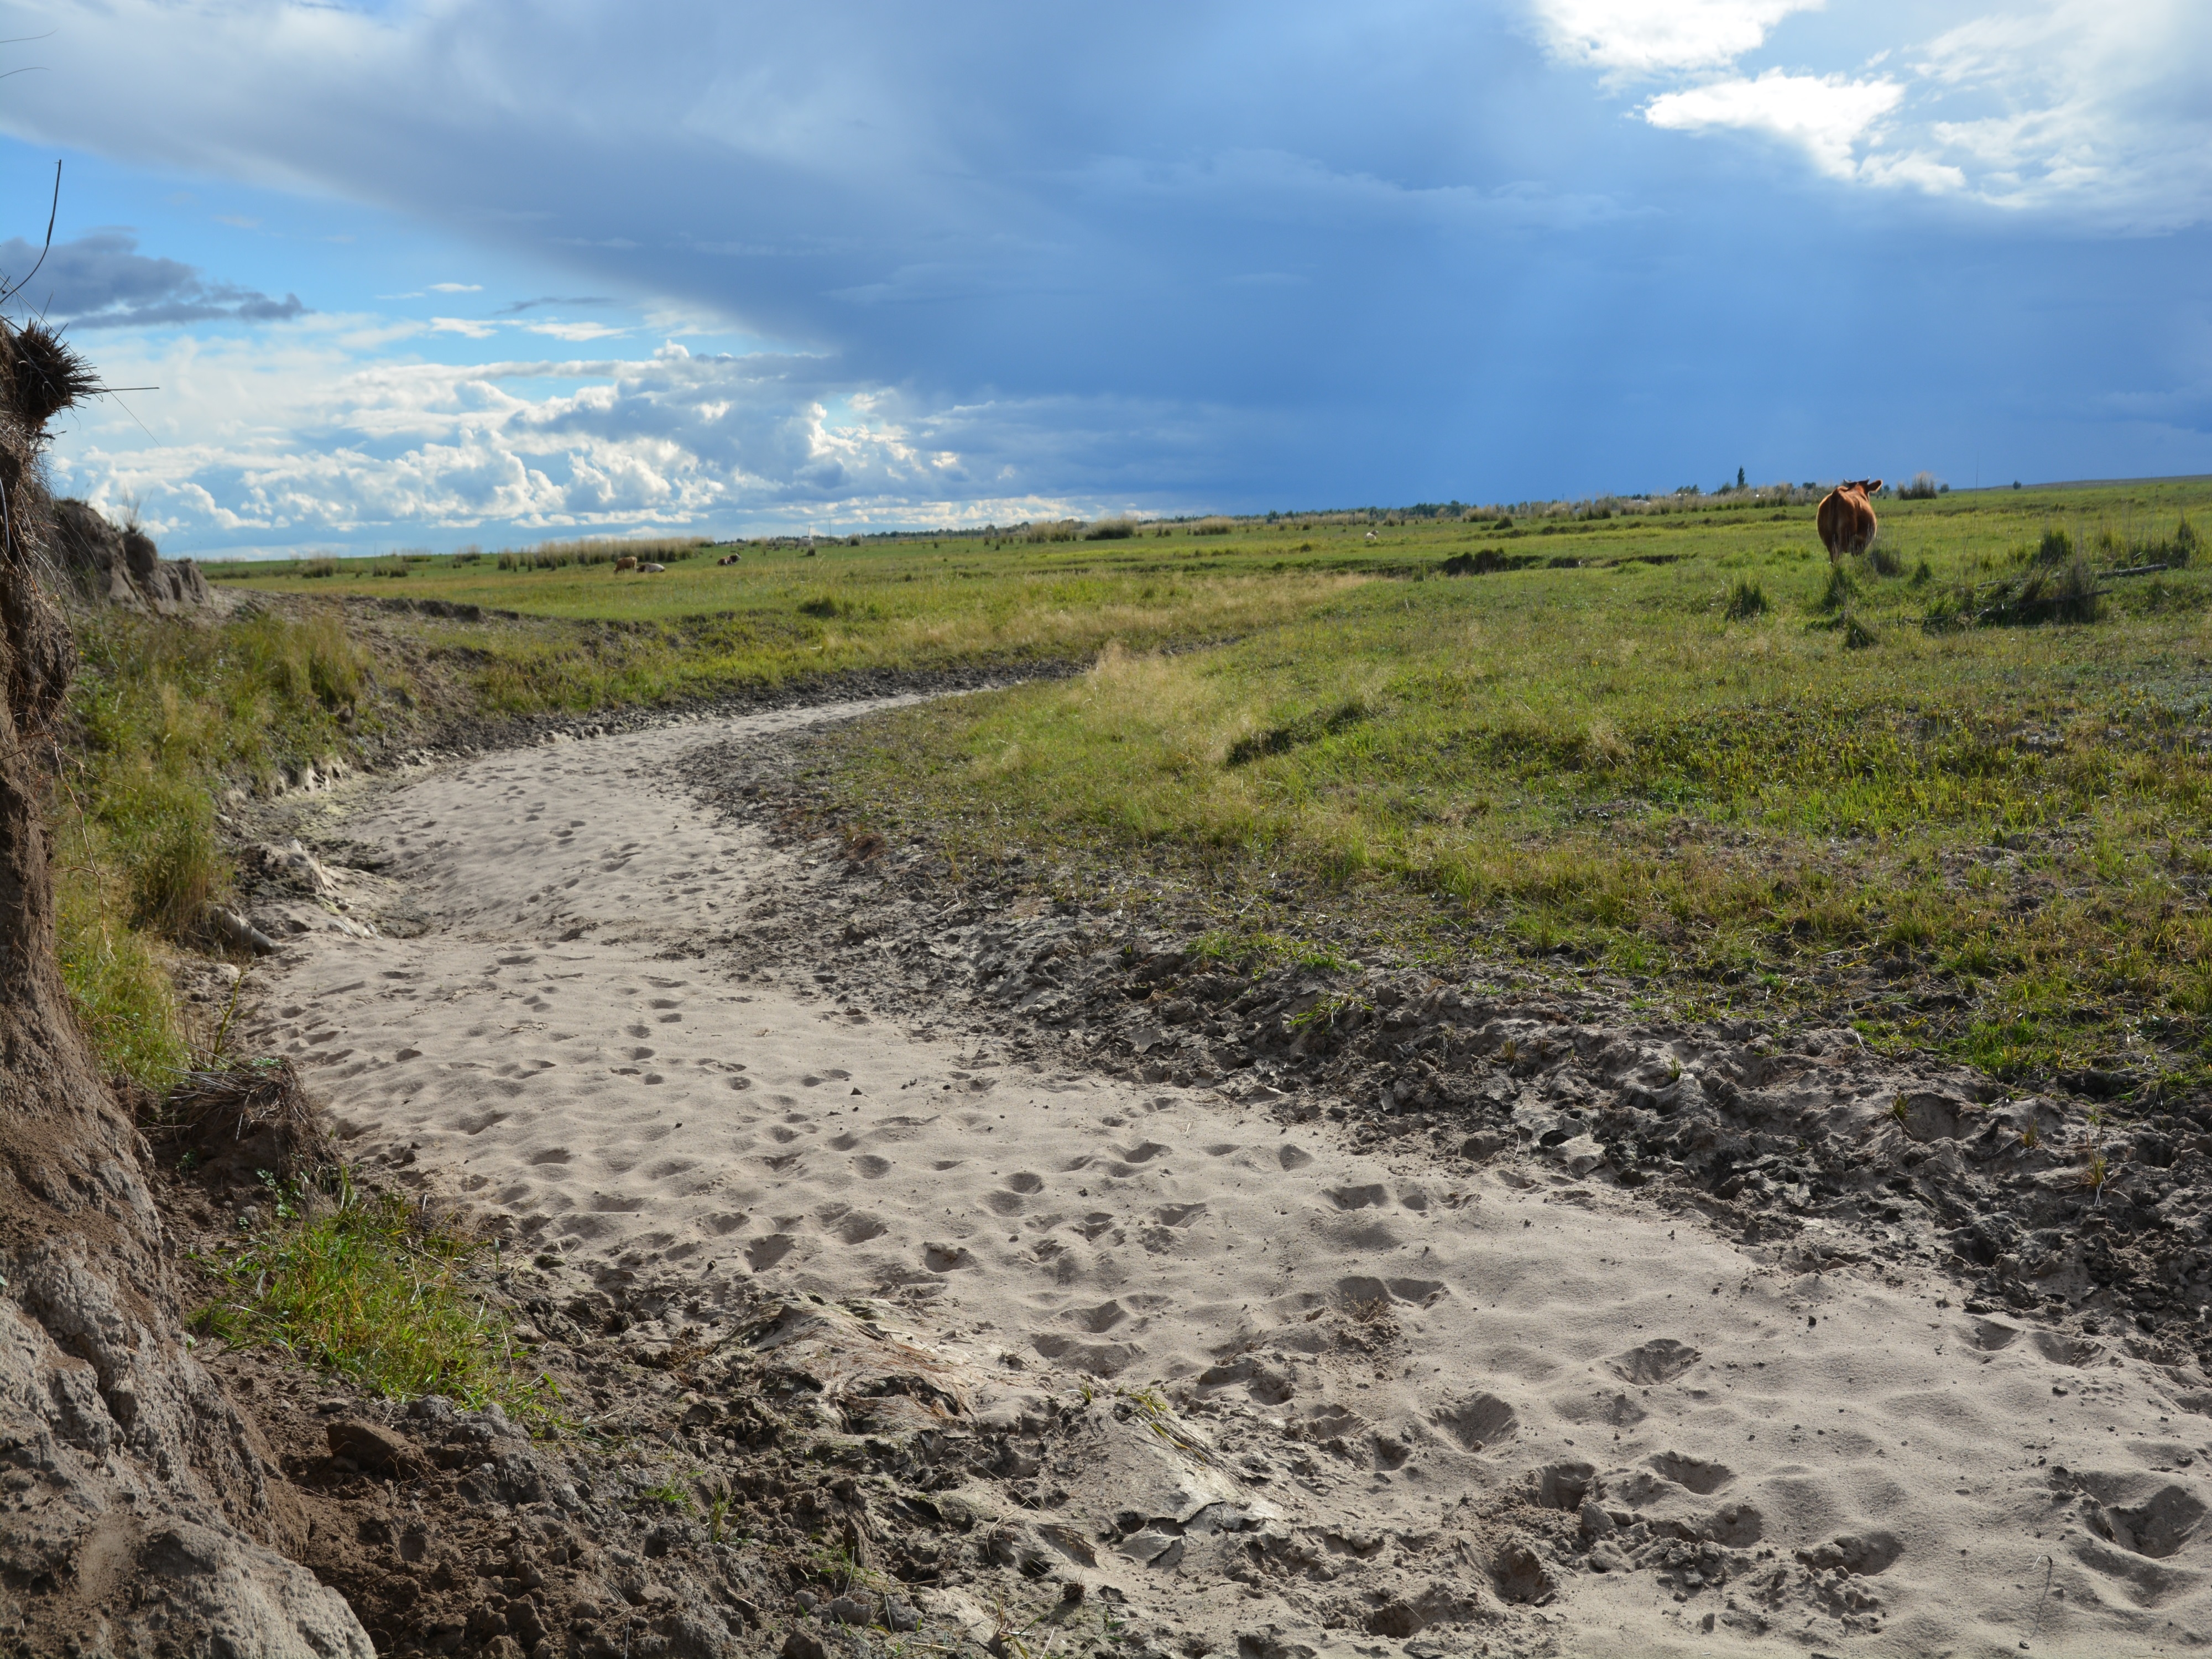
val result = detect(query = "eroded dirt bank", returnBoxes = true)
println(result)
[204,693,2212,1659]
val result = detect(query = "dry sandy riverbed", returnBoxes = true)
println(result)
[241,695,2212,1659]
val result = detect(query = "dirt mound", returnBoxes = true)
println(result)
[156,1057,337,1186]
[48,497,217,615]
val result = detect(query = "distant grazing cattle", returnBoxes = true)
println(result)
[614,555,638,572]
[717,553,740,565]
[637,562,666,574]
[1817,480,1882,561]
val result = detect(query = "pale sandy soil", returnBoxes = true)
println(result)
[242,697,2212,1659]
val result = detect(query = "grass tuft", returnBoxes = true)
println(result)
[1979,559,2103,627]
[1722,577,1768,620]
[1813,563,1859,614]
[51,607,384,1080]
[55,869,189,1089]
[196,1180,552,1412]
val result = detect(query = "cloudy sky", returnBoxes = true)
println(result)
[0,0,2205,554]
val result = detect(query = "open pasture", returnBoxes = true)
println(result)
[790,479,2212,1092]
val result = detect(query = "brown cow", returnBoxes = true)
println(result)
[1816,479,1882,561]
[614,555,638,572]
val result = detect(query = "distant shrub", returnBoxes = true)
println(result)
[451,550,482,565]
[2174,513,2200,566]
[1084,518,1139,540]
[1722,576,1768,620]
[1898,472,1940,500]
[2036,526,2075,565]
[300,556,339,579]
[1191,518,1235,537]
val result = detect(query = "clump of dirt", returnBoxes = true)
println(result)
[152,1056,334,1186]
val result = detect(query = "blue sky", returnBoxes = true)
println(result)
[0,0,2205,554]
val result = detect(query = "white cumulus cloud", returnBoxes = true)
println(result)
[1577,0,2212,221]
[1530,0,1823,76]
[1645,70,1904,181]
[44,324,1171,551]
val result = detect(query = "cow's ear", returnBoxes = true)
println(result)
[1867,479,1883,493]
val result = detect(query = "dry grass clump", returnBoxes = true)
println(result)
[161,1056,333,1181]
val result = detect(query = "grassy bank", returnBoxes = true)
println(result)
[51,606,388,1087]
[815,481,2212,1094]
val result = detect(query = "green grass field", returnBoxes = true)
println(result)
[207,531,1376,711]
[797,481,2212,1093]
[173,478,2212,1097]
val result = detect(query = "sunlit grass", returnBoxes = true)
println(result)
[817,481,2212,1087]
[51,608,384,1082]
[196,1182,552,1412]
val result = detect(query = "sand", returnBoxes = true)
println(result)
[242,696,2212,1658]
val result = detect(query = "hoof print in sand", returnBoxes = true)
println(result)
[1893,1091,1975,1141]
[1234,1625,1316,1659]
[1530,1462,1596,1510]
[1707,1501,1764,1546]
[2057,1473,2208,1561]
[833,1212,889,1244]
[1646,1451,1733,1495]
[1324,1183,1390,1211]
[1553,1389,1645,1428]
[1197,1355,1296,1405]
[1607,1338,1700,1385]
[1431,1391,1517,1451]
[1796,1531,1903,1576]
[2032,1330,2105,1366]
[745,1233,797,1271]
[924,1241,979,1271]
[1491,1539,1555,1604]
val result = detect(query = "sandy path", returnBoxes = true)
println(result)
[248,700,2212,1659]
